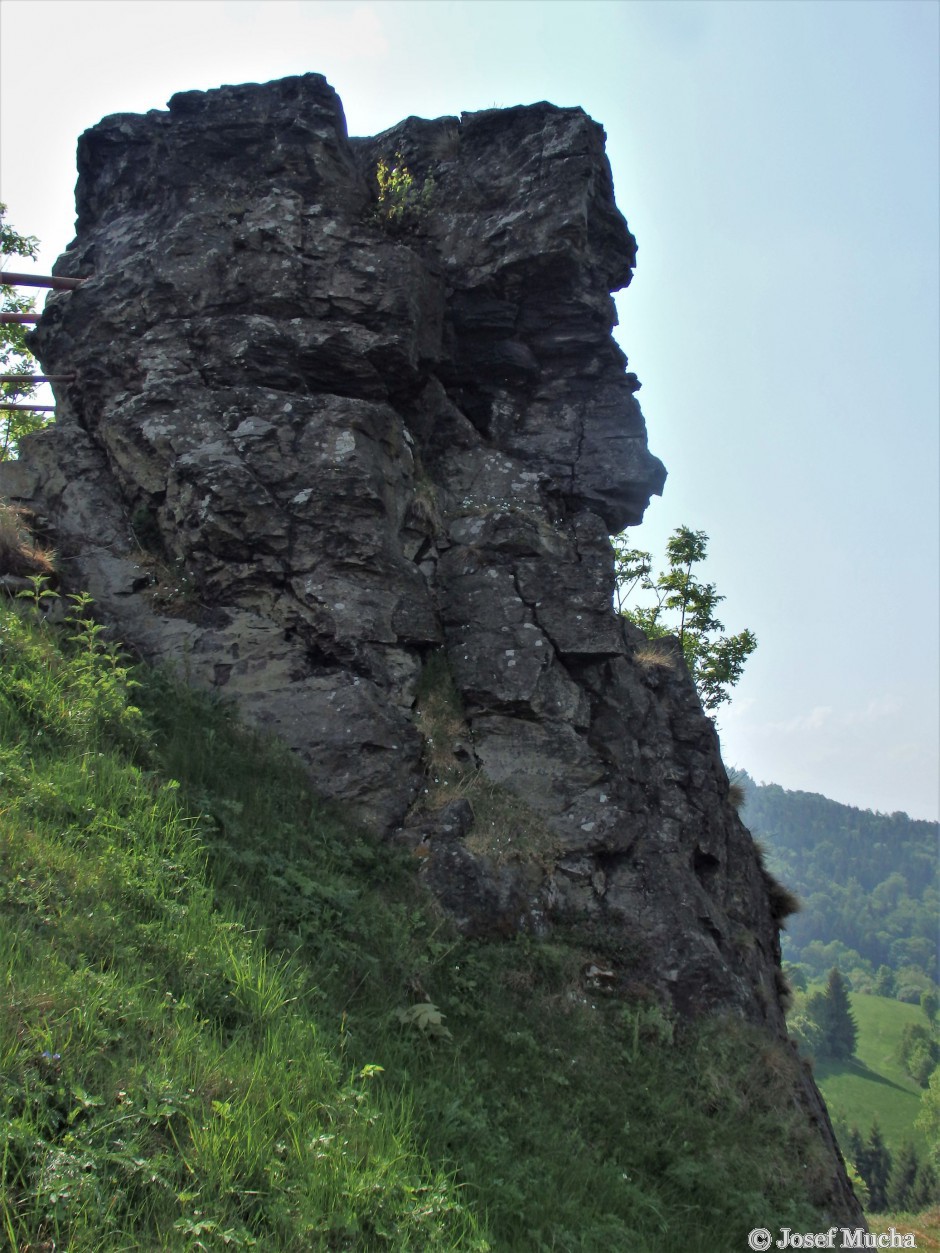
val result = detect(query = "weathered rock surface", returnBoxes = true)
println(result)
[0,74,861,1223]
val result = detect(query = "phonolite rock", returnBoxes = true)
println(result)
[0,73,861,1224]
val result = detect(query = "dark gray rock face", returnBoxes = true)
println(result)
[0,73,860,1223]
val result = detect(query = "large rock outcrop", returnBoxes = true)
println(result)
[0,73,861,1223]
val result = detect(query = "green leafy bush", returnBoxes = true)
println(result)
[374,152,434,232]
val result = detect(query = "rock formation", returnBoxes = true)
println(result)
[0,73,861,1222]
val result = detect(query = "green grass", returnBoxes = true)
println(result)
[0,584,862,1249]
[812,993,929,1154]
[0,590,483,1250]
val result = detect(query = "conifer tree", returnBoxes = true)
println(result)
[886,1141,920,1212]
[803,969,857,1060]
[874,965,896,998]
[916,1066,940,1152]
[909,1159,939,1209]
[858,1123,891,1212]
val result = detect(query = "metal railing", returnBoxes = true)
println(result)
[1,271,85,410]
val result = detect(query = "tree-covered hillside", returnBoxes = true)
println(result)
[738,772,938,997]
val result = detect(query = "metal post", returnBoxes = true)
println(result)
[0,403,56,412]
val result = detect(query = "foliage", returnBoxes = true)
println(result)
[845,1117,940,1214]
[373,152,434,232]
[875,965,898,998]
[786,1009,827,1060]
[394,1003,452,1043]
[842,1118,940,1216]
[802,968,858,1060]
[897,1023,940,1089]
[887,1141,924,1211]
[739,772,939,990]
[0,577,862,1250]
[918,1069,940,1165]
[0,204,48,460]
[850,1123,892,1211]
[613,525,757,711]
[907,1160,939,1211]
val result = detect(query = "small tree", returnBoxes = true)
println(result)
[613,525,757,711]
[805,967,858,1060]
[909,1159,939,1209]
[916,1067,940,1164]
[786,1009,826,1060]
[897,1021,939,1088]
[858,1123,892,1212]
[1,204,47,460]
[874,965,897,998]
[823,967,858,1060]
[886,1140,921,1211]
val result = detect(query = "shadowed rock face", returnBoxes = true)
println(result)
[0,73,862,1223]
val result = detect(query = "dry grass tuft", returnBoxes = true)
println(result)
[462,777,558,866]
[634,642,676,668]
[728,781,747,811]
[0,500,55,579]
[764,870,801,925]
[413,650,559,865]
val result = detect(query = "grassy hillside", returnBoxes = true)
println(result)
[0,582,854,1250]
[813,994,929,1155]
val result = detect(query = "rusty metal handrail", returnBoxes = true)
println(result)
[0,270,84,291]
[1,274,77,416]
[0,374,74,383]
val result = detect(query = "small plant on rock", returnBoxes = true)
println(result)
[374,152,434,232]
[614,524,757,712]
[0,502,55,580]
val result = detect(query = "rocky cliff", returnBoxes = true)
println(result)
[0,73,861,1222]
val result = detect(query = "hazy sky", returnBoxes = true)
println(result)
[1,0,937,819]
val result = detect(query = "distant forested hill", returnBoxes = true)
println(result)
[737,773,938,997]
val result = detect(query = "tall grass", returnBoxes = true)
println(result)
[0,587,483,1250]
[1,583,851,1249]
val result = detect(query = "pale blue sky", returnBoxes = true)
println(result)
[1,0,937,818]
